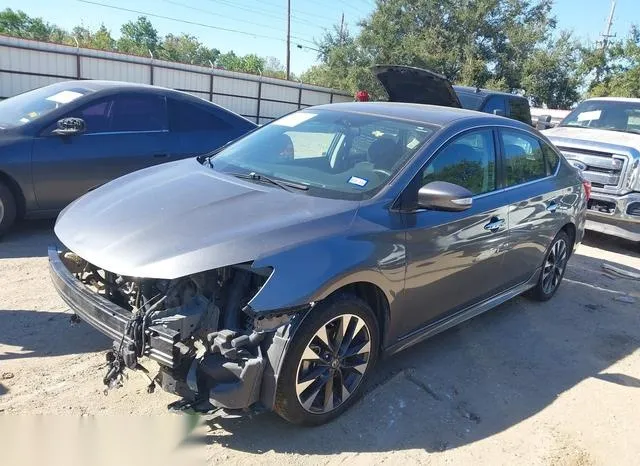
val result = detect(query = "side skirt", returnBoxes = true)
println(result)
[384,268,541,357]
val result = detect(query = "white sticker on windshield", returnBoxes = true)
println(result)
[348,176,368,187]
[273,112,317,127]
[577,110,601,121]
[45,90,83,105]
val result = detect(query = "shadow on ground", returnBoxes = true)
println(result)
[582,230,639,258]
[0,310,111,361]
[188,240,640,454]
[0,219,55,259]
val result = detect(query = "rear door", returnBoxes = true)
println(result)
[398,128,511,337]
[32,92,170,210]
[499,128,566,287]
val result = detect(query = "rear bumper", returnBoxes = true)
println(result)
[585,192,640,242]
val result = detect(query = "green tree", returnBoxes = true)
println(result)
[117,16,160,56]
[522,32,582,108]
[159,33,219,65]
[0,8,67,42]
[583,26,640,98]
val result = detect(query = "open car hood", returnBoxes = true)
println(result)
[372,65,462,108]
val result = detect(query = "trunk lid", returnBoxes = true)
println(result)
[372,65,462,108]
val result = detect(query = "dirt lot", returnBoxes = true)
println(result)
[1,221,639,465]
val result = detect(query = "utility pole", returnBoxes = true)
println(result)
[286,0,291,80]
[596,0,616,82]
[340,12,344,43]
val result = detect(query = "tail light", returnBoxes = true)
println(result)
[582,180,591,200]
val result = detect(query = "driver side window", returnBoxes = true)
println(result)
[421,129,497,195]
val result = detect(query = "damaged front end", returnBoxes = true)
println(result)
[48,246,308,414]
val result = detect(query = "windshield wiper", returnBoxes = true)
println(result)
[230,171,309,191]
[606,128,640,135]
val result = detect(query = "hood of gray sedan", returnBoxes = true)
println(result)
[54,158,358,279]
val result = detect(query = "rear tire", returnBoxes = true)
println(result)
[274,293,379,426]
[525,230,570,301]
[0,182,17,237]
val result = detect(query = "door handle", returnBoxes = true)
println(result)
[546,201,558,213]
[153,153,169,158]
[484,217,505,232]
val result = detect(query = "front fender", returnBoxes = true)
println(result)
[248,228,406,314]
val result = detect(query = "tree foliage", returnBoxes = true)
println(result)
[0,9,287,78]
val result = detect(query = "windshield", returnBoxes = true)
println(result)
[559,99,640,134]
[208,109,438,200]
[0,84,94,128]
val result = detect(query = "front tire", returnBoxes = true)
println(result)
[526,230,570,301]
[274,294,379,426]
[0,182,17,237]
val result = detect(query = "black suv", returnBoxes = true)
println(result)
[373,65,533,126]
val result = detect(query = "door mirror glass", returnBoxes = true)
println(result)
[536,115,552,130]
[52,117,85,136]
[417,181,473,211]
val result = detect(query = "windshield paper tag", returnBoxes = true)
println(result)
[46,90,83,104]
[348,176,368,187]
[577,110,601,121]
[273,112,317,127]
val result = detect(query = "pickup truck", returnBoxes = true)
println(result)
[542,97,640,244]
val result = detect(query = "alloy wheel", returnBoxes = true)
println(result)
[295,313,372,414]
[542,238,567,294]
[0,198,4,225]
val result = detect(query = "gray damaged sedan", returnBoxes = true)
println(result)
[49,102,588,425]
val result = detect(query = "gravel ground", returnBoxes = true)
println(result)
[1,220,639,465]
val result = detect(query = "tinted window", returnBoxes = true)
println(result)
[168,99,232,132]
[68,98,114,133]
[482,96,507,115]
[500,130,546,186]
[110,94,167,132]
[542,141,560,175]
[508,98,531,124]
[455,91,483,110]
[422,129,497,195]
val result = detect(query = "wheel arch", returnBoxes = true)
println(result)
[0,169,26,219]
[560,222,576,256]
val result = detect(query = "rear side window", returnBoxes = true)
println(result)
[168,99,233,132]
[508,98,532,124]
[422,129,497,195]
[110,94,167,132]
[483,96,507,115]
[500,130,546,186]
[542,141,560,175]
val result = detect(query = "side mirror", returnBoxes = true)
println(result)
[536,115,552,130]
[492,109,505,117]
[417,181,473,212]
[52,117,85,136]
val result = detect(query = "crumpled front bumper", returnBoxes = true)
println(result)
[48,246,292,412]
[48,246,176,367]
[586,192,640,242]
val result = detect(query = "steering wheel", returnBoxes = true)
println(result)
[373,168,392,178]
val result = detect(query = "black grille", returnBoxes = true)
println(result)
[627,202,640,217]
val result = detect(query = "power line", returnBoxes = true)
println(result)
[248,0,344,24]
[76,0,292,43]
[203,0,329,29]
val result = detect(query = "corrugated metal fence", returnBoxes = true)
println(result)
[0,35,352,124]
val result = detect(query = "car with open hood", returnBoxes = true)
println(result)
[0,80,256,236]
[372,65,533,125]
[49,102,587,425]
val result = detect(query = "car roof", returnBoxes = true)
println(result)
[46,79,194,98]
[453,85,527,100]
[309,101,511,126]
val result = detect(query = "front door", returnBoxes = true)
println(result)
[396,128,511,338]
[32,93,170,211]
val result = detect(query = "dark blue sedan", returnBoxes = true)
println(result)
[0,80,256,235]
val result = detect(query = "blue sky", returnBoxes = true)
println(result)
[3,0,638,74]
